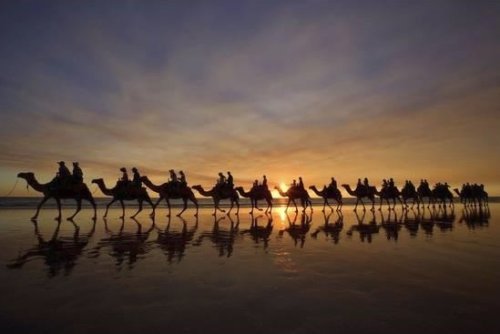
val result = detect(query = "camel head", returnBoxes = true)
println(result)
[139,176,149,182]
[91,178,103,184]
[17,172,34,180]
[191,185,202,190]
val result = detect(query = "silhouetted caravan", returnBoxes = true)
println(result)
[140,175,199,217]
[401,180,420,209]
[18,172,97,221]
[374,181,403,211]
[91,178,155,218]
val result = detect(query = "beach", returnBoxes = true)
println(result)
[0,203,498,333]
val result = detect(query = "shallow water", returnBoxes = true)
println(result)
[0,204,499,333]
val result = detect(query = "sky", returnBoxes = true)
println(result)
[0,0,499,197]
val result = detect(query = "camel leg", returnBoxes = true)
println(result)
[192,197,199,217]
[285,199,291,212]
[54,198,62,221]
[354,198,359,211]
[266,198,272,214]
[326,199,333,212]
[131,200,143,218]
[68,199,82,221]
[153,196,163,210]
[32,196,50,220]
[370,198,375,211]
[249,199,254,214]
[236,199,240,215]
[292,199,298,213]
[119,200,125,218]
[146,197,155,217]
[165,198,172,217]
[104,199,116,218]
[88,197,97,220]
[177,199,188,217]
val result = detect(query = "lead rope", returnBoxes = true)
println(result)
[3,178,20,197]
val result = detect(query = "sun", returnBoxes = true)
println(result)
[280,182,288,192]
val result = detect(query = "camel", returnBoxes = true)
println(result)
[341,184,376,211]
[431,185,454,209]
[91,178,155,218]
[417,183,433,208]
[273,186,312,212]
[191,184,239,215]
[373,186,403,210]
[401,183,420,209]
[17,172,97,221]
[140,176,199,217]
[309,185,342,212]
[235,185,273,214]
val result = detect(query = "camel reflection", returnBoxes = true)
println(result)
[88,218,154,270]
[278,212,312,248]
[379,210,402,241]
[194,214,240,257]
[459,207,490,230]
[311,211,343,244]
[240,213,273,250]
[7,219,95,277]
[431,206,455,232]
[346,211,379,243]
[155,216,198,263]
[402,209,421,237]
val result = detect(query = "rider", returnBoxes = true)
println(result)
[227,171,234,188]
[119,167,129,186]
[169,169,178,183]
[355,178,363,192]
[298,177,305,190]
[58,161,71,179]
[262,175,268,189]
[363,177,370,191]
[328,177,337,190]
[290,179,297,189]
[179,170,187,187]
[72,162,83,184]
[218,172,226,186]
[132,167,142,188]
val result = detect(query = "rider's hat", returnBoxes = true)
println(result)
[120,167,126,172]
[58,161,65,165]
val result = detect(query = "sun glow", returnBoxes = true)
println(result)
[280,182,288,192]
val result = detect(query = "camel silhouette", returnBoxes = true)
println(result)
[235,185,273,214]
[341,184,376,211]
[274,186,312,213]
[140,176,199,217]
[309,185,342,212]
[17,172,97,221]
[401,183,420,209]
[417,183,433,208]
[191,184,240,215]
[91,178,155,218]
[373,186,403,211]
[431,185,454,209]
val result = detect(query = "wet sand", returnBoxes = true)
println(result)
[0,204,499,333]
